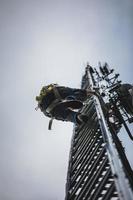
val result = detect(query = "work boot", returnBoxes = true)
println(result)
[76,113,89,125]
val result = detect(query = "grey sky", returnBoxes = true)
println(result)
[0,0,133,199]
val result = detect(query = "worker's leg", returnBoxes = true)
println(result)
[51,104,77,123]
[70,89,88,101]
[51,104,88,124]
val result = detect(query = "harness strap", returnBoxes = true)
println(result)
[48,117,54,130]
[46,99,61,114]
[47,85,62,130]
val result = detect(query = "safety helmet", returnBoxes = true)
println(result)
[35,84,57,103]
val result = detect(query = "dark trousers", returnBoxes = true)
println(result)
[51,88,87,123]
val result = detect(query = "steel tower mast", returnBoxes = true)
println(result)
[65,64,133,200]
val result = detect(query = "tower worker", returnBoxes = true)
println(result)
[35,84,97,129]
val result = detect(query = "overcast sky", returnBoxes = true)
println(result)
[0,0,133,199]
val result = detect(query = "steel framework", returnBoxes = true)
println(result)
[65,64,133,200]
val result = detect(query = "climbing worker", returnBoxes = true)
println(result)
[35,84,97,129]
